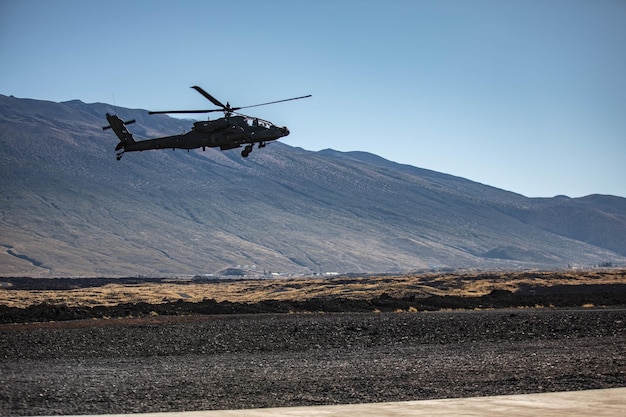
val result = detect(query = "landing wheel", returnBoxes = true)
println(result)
[242,145,253,158]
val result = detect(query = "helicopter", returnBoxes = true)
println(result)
[103,86,311,160]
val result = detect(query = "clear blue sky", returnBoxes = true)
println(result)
[1,0,625,198]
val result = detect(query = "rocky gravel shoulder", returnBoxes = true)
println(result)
[1,308,625,415]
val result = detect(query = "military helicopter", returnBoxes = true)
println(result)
[103,86,311,160]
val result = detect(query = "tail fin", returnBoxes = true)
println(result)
[103,113,136,144]
[103,113,136,159]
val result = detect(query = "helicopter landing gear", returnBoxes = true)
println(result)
[241,144,253,158]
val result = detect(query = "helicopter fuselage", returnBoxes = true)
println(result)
[106,114,289,160]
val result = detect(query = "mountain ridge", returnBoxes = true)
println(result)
[1,94,625,276]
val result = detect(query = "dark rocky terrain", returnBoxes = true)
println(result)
[2,94,626,277]
[1,272,624,415]
[1,308,624,415]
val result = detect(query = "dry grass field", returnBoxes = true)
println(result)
[1,269,624,309]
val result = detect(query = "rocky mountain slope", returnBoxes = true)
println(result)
[1,94,624,276]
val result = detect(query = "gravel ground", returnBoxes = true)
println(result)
[1,308,625,416]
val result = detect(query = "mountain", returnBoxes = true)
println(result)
[1,94,625,277]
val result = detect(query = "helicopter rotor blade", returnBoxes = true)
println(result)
[148,87,310,116]
[238,95,312,110]
[191,86,227,108]
[148,109,227,115]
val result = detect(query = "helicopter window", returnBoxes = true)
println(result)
[247,117,272,128]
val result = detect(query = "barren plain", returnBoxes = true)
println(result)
[0,270,625,415]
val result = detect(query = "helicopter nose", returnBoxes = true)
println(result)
[281,127,290,136]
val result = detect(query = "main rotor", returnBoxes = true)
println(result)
[148,86,311,117]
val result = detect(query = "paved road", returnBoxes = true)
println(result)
[66,388,626,417]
